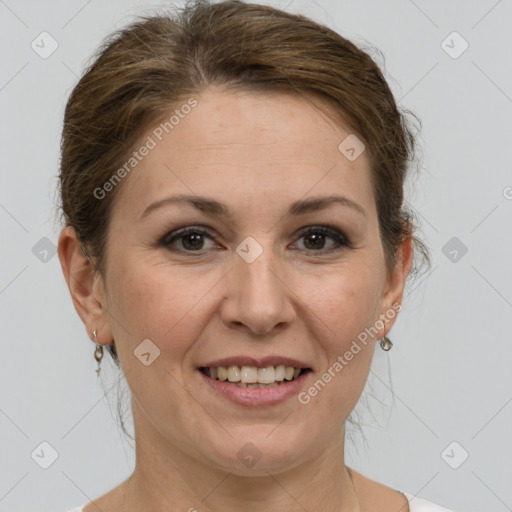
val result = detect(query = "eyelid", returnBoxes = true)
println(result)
[295,224,349,241]
[292,225,351,252]
[161,226,217,247]
[160,224,351,253]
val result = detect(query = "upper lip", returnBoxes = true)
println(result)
[199,356,311,369]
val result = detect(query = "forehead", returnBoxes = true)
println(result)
[114,88,376,221]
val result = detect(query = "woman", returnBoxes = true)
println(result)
[57,1,454,510]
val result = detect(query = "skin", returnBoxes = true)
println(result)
[59,87,413,512]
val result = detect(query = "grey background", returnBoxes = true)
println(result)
[1,0,511,510]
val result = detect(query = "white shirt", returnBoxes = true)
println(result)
[402,491,458,511]
[65,491,457,511]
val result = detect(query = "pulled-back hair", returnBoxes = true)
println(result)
[59,0,431,368]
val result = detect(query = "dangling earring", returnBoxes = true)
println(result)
[93,329,104,376]
[380,335,393,351]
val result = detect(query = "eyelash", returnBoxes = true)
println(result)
[160,225,351,256]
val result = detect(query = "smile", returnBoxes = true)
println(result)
[199,365,309,387]
[197,365,312,407]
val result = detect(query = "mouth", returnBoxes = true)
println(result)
[198,365,312,388]
[196,356,313,406]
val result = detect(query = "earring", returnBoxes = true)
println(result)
[93,330,104,376]
[380,335,393,351]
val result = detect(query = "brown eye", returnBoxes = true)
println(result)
[162,227,216,252]
[294,226,349,254]
[161,225,350,256]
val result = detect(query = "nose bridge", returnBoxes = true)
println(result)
[222,235,294,334]
[236,236,283,303]
[237,240,280,294]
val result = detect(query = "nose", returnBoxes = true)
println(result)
[219,244,296,337]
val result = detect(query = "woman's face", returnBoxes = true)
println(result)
[88,88,410,473]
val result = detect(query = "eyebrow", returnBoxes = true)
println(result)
[140,193,366,220]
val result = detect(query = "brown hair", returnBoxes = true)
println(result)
[59,0,431,366]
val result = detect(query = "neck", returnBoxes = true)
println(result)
[116,414,359,512]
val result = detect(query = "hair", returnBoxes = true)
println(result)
[58,0,431,438]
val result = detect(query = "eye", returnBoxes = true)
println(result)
[292,226,350,254]
[160,225,351,255]
[161,227,217,253]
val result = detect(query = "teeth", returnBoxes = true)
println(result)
[274,365,285,381]
[232,381,280,388]
[203,365,305,384]
[227,365,241,382]
[284,366,294,380]
[241,366,258,384]
[257,366,275,384]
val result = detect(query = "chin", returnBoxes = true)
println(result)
[199,424,316,476]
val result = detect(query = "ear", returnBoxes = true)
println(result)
[57,226,113,345]
[378,235,413,337]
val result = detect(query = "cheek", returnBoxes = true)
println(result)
[296,327,375,430]
[294,261,383,344]
[105,255,221,360]
[293,264,381,404]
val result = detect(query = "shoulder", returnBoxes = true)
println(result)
[349,467,457,512]
[402,492,458,512]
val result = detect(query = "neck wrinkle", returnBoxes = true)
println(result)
[122,402,356,512]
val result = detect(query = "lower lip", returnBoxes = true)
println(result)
[197,370,311,407]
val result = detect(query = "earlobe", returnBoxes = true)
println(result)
[57,226,112,342]
[379,236,414,335]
